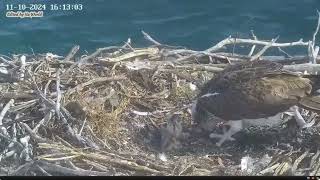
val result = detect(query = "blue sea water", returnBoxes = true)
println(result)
[0,0,320,55]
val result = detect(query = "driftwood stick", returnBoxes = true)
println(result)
[19,55,26,81]
[0,56,18,68]
[309,10,320,64]
[141,30,162,45]
[20,122,47,143]
[205,36,307,53]
[283,63,320,74]
[10,161,35,175]
[98,47,159,63]
[278,47,292,58]
[122,38,132,49]
[55,69,62,121]
[63,46,125,75]
[67,75,126,95]
[250,36,279,61]
[0,99,14,125]
[248,30,258,57]
[36,165,52,176]
[83,153,162,174]
[312,10,320,47]
[80,46,123,63]
[171,65,224,72]
[37,160,112,176]
[63,45,80,62]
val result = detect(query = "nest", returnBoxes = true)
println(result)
[1,27,320,175]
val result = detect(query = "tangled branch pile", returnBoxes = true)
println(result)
[1,12,320,176]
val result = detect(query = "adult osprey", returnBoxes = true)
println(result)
[192,60,320,146]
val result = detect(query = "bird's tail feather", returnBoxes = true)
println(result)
[299,96,320,112]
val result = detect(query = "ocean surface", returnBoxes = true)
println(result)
[0,0,320,55]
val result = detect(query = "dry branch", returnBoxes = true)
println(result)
[205,36,307,53]
[64,45,80,62]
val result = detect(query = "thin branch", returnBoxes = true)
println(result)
[278,47,292,58]
[55,69,61,121]
[66,75,126,95]
[309,10,320,64]
[250,36,279,61]
[0,99,14,125]
[141,30,162,45]
[0,57,18,68]
[248,30,258,57]
[20,122,47,143]
[205,36,307,53]
[63,45,80,62]
[312,10,320,46]
[37,160,112,176]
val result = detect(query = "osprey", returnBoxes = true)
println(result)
[192,60,320,146]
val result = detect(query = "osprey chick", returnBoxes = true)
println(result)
[192,60,320,146]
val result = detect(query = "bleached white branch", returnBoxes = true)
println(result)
[248,30,258,57]
[19,55,26,81]
[284,63,320,74]
[250,36,279,61]
[0,99,14,126]
[205,36,307,53]
[309,10,320,64]
[56,69,61,121]
[312,10,320,46]
[141,30,162,45]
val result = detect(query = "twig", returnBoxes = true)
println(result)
[10,161,34,175]
[292,150,309,173]
[0,99,14,125]
[250,36,279,61]
[141,30,162,45]
[78,118,86,136]
[20,122,47,143]
[248,30,258,57]
[312,10,320,47]
[0,57,18,68]
[278,47,292,58]
[55,69,61,121]
[122,38,133,49]
[80,46,123,63]
[82,159,110,172]
[309,10,320,64]
[66,75,126,95]
[173,64,224,72]
[36,165,52,176]
[63,45,80,62]
[83,153,162,174]
[98,47,159,63]
[63,46,125,75]
[19,55,26,81]
[37,160,111,176]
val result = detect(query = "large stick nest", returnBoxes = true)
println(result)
[1,23,320,175]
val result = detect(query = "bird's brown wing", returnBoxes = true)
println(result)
[199,60,283,96]
[197,73,312,120]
